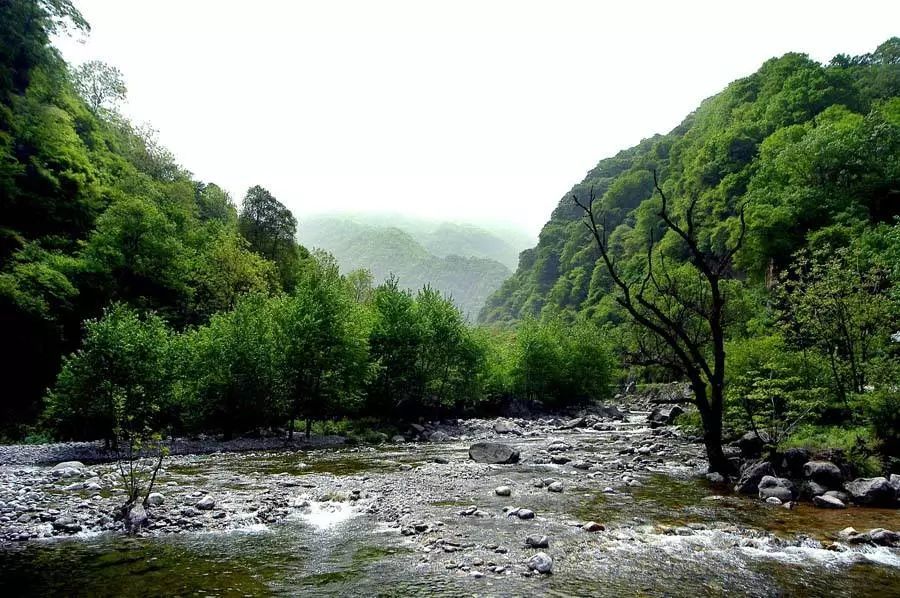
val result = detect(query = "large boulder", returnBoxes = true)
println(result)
[735,461,775,494]
[647,405,684,428]
[758,476,796,502]
[52,461,85,471]
[803,461,844,488]
[597,405,626,420]
[469,442,520,464]
[800,480,828,499]
[844,477,897,507]
[780,448,810,478]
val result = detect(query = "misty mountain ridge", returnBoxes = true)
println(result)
[298,214,531,318]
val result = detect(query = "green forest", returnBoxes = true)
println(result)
[0,0,610,444]
[2,0,899,478]
[482,39,900,472]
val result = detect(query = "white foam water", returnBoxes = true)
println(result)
[288,499,358,530]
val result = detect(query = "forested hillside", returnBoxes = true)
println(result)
[0,0,607,441]
[481,41,900,325]
[0,0,311,435]
[299,215,514,318]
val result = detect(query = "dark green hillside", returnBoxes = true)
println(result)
[480,40,900,324]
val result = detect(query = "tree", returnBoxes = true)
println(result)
[777,246,898,410]
[175,294,286,438]
[574,171,747,474]
[238,185,301,289]
[72,60,127,114]
[45,303,174,443]
[277,258,370,438]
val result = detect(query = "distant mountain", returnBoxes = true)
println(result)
[298,215,517,318]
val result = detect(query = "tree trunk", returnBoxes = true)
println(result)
[288,418,295,441]
[305,418,312,439]
[693,379,733,475]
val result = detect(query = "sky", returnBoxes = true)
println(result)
[55,0,900,235]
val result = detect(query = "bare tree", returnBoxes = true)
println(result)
[574,170,746,474]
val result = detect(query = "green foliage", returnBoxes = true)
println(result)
[366,279,484,417]
[776,245,898,405]
[45,303,174,441]
[238,185,303,290]
[510,317,614,409]
[175,294,286,438]
[724,334,830,441]
[781,425,881,476]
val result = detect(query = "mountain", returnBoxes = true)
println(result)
[298,215,514,318]
[480,39,900,324]
[300,212,532,270]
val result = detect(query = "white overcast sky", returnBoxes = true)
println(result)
[56,0,899,235]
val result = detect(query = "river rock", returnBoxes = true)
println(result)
[469,442,520,464]
[813,494,846,509]
[495,485,512,497]
[758,476,796,502]
[195,495,216,510]
[597,404,626,420]
[428,431,450,442]
[493,420,522,435]
[801,480,828,499]
[648,405,684,428]
[550,455,571,465]
[147,492,165,506]
[559,417,584,430]
[526,552,553,574]
[51,514,82,533]
[516,509,535,520]
[765,496,782,505]
[52,461,85,471]
[391,435,406,443]
[735,461,775,494]
[736,431,770,458]
[582,521,605,532]
[525,535,549,548]
[803,461,843,488]
[844,477,897,507]
[547,441,572,453]
[125,504,148,533]
[780,448,810,478]
[547,481,563,493]
[705,472,725,484]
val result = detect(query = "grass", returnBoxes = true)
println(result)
[781,424,881,476]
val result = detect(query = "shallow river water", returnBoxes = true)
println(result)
[1,421,899,597]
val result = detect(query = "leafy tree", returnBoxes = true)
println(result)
[175,294,286,438]
[277,258,371,438]
[777,245,898,408]
[511,317,613,408]
[71,60,126,114]
[45,303,173,443]
[238,185,301,289]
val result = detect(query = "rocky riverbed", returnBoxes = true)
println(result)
[2,409,900,596]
